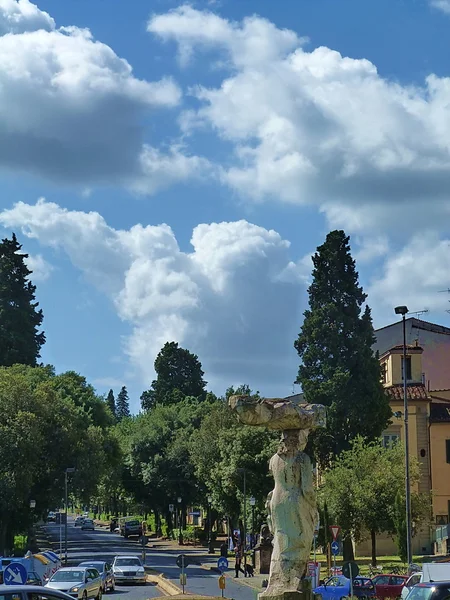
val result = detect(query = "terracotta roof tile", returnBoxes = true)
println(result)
[386,384,430,401]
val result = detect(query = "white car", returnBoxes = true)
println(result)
[112,556,146,584]
[46,566,103,600]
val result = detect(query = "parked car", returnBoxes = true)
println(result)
[314,575,376,600]
[372,574,409,599]
[112,556,146,584]
[406,581,450,600]
[81,519,95,531]
[402,564,450,600]
[26,571,43,586]
[46,566,103,600]
[120,519,142,539]
[75,516,84,527]
[79,562,115,593]
[0,585,74,600]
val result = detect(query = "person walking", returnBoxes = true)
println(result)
[234,544,245,578]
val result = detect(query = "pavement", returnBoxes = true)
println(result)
[41,518,260,600]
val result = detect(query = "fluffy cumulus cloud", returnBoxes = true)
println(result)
[149,5,450,234]
[0,199,306,392]
[24,253,53,281]
[0,0,210,192]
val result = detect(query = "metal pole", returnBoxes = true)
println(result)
[64,471,68,565]
[251,506,255,549]
[243,470,247,573]
[403,314,413,566]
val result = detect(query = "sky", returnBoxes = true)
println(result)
[0,0,450,411]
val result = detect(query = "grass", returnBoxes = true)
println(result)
[311,553,433,578]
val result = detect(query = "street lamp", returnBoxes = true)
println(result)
[207,495,214,554]
[177,497,183,545]
[249,497,256,549]
[395,305,412,566]
[237,468,247,570]
[64,468,76,565]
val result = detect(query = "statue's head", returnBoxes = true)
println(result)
[279,429,309,453]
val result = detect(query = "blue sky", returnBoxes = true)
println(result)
[0,0,450,411]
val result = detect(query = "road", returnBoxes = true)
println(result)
[43,519,257,600]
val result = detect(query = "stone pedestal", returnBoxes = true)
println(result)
[259,578,313,600]
[255,543,273,574]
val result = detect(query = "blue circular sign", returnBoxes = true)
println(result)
[331,541,340,556]
[217,557,229,572]
[4,562,28,585]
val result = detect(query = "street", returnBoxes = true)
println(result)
[43,519,257,600]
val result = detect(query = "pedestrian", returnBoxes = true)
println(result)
[234,544,245,578]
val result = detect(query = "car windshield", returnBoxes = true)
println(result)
[81,563,103,571]
[115,558,141,567]
[51,570,84,582]
[407,587,437,600]
[126,520,139,526]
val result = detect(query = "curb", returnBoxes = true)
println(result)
[146,570,182,596]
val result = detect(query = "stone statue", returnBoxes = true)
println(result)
[229,395,326,600]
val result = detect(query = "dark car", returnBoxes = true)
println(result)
[406,581,450,600]
[372,574,409,599]
[79,562,115,593]
[120,520,142,539]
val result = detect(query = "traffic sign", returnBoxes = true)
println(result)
[4,563,27,585]
[330,525,340,540]
[169,504,174,513]
[176,554,188,569]
[342,561,360,579]
[218,575,226,590]
[217,557,229,572]
[331,541,339,556]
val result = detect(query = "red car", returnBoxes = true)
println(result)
[372,574,409,599]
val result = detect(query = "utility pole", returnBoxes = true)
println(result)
[64,468,75,565]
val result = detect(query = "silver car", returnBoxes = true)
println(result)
[79,562,115,593]
[81,519,95,531]
[46,566,103,600]
[112,556,146,584]
[0,584,73,600]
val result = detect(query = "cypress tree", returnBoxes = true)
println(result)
[106,389,116,418]
[0,233,45,366]
[294,230,391,466]
[116,386,130,420]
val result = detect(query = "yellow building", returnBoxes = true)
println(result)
[358,331,450,556]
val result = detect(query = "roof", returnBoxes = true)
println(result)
[385,384,430,401]
[376,317,450,336]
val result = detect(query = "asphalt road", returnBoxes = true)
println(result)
[43,519,257,600]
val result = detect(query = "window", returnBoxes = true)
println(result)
[402,356,412,381]
[381,362,387,384]
[446,440,450,464]
[382,434,400,448]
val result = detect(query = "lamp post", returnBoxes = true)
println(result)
[177,496,183,545]
[237,468,247,570]
[207,495,214,554]
[395,305,412,566]
[64,468,75,565]
[249,497,256,549]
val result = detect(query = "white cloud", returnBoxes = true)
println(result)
[430,0,450,14]
[148,6,450,235]
[24,252,53,281]
[0,0,209,193]
[0,199,305,393]
[368,232,450,324]
[0,0,54,34]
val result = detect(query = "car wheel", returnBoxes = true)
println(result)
[82,592,87,600]
[96,587,103,600]
[110,580,115,592]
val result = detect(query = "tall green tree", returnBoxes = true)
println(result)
[106,389,116,418]
[294,230,391,466]
[116,386,130,420]
[141,342,207,410]
[0,233,45,366]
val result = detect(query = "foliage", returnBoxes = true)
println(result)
[106,389,116,419]
[141,342,207,410]
[294,230,392,466]
[320,437,429,562]
[116,386,131,421]
[0,233,45,366]
[394,491,407,563]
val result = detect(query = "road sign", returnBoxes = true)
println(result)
[169,504,174,512]
[4,563,27,586]
[217,557,229,572]
[330,525,341,540]
[218,575,226,590]
[176,554,188,569]
[331,541,339,556]
[342,561,360,579]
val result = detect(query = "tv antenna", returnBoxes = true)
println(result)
[438,289,450,314]
[409,309,429,318]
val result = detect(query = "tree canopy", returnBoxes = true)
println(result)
[294,230,392,465]
[141,342,207,410]
[116,386,130,421]
[0,233,45,366]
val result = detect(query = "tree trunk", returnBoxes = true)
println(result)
[371,529,377,566]
[342,536,354,562]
